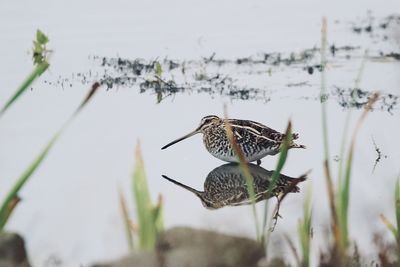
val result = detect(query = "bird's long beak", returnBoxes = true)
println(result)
[161,129,199,150]
[161,175,203,197]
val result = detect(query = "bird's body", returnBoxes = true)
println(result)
[162,163,306,209]
[162,115,305,164]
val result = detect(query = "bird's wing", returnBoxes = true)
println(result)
[228,119,285,142]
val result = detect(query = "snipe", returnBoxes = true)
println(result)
[162,163,306,209]
[161,115,305,164]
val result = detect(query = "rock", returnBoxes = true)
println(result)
[158,227,265,267]
[92,251,157,267]
[93,227,265,267]
[0,232,31,267]
[257,257,290,267]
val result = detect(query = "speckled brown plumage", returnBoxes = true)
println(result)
[162,163,306,209]
[162,115,305,164]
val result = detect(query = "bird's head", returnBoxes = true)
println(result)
[195,115,221,132]
[161,115,221,150]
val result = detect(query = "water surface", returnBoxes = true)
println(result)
[0,0,399,266]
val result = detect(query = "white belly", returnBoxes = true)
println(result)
[209,149,275,163]
[210,151,239,163]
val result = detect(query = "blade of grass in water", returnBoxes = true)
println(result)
[319,17,341,252]
[261,121,292,246]
[223,105,260,240]
[337,50,369,228]
[119,190,134,251]
[320,17,330,161]
[298,187,312,267]
[152,194,164,233]
[338,92,379,249]
[0,197,21,230]
[0,132,59,230]
[267,121,292,194]
[0,82,100,231]
[0,62,49,117]
[334,50,369,253]
[380,214,398,240]
[380,177,400,248]
[132,142,163,250]
[396,178,400,244]
[337,50,369,185]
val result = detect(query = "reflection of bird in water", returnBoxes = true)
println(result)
[161,115,305,165]
[162,163,306,210]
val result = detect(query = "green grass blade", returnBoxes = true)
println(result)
[319,19,342,250]
[339,149,352,248]
[0,196,21,231]
[338,93,379,249]
[320,17,330,161]
[379,177,400,248]
[119,190,134,251]
[395,178,400,243]
[132,143,159,250]
[337,50,368,187]
[336,51,368,249]
[152,194,164,234]
[380,214,398,241]
[0,82,99,231]
[263,120,292,225]
[223,107,260,240]
[298,187,312,267]
[260,121,293,249]
[267,121,292,195]
[0,61,49,118]
[0,132,59,230]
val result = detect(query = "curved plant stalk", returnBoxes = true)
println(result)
[0,62,49,117]
[319,17,379,261]
[298,187,312,267]
[132,142,164,250]
[262,121,293,238]
[319,17,341,253]
[0,82,100,231]
[379,177,400,257]
[0,30,51,118]
[337,50,369,183]
[267,121,293,195]
[337,92,379,250]
[119,190,135,251]
[320,17,330,161]
[222,106,261,242]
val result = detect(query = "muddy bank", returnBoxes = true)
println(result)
[94,227,265,267]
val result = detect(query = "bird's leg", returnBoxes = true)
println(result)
[257,159,262,166]
[269,196,283,232]
[274,196,283,219]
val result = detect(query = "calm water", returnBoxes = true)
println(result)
[1,0,399,266]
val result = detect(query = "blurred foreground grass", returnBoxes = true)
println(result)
[0,30,100,231]
[119,143,164,251]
